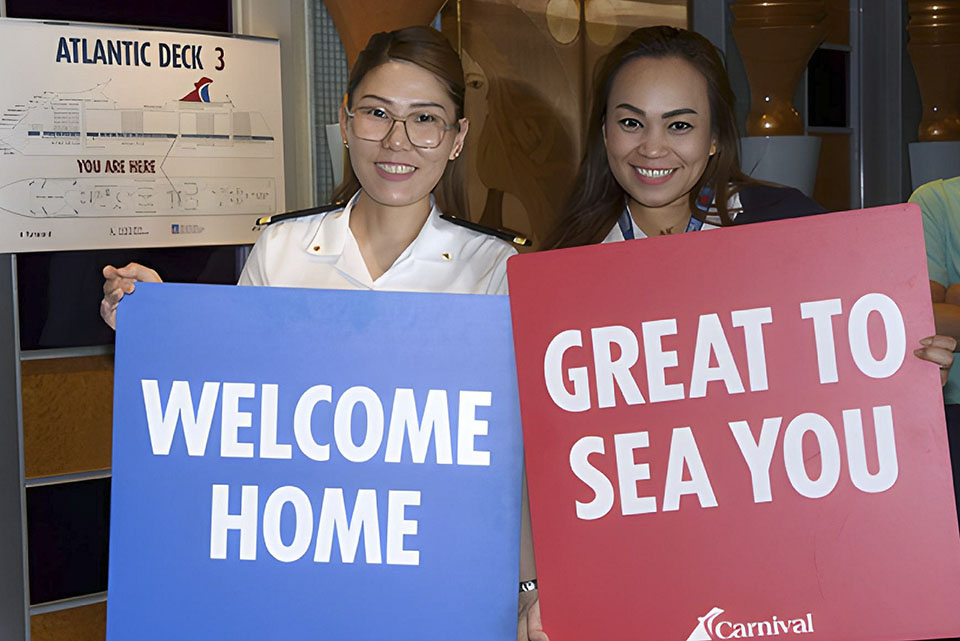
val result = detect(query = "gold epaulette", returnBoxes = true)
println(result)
[439,214,532,247]
[256,202,345,226]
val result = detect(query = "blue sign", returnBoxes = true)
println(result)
[107,283,524,640]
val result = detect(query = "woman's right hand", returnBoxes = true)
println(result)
[518,592,549,641]
[101,262,162,329]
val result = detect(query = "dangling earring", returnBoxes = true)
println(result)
[343,139,349,149]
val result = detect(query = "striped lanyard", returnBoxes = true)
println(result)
[618,207,704,240]
[618,187,715,240]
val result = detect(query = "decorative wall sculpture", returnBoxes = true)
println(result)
[731,1,828,198]
[446,0,686,246]
[731,0,828,136]
[324,0,446,65]
[907,1,960,142]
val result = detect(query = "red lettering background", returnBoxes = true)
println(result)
[507,205,960,641]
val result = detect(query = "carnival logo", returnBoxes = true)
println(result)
[181,77,213,102]
[687,607,725,641]
[686,607,815,640]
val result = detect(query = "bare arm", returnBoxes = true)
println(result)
[920,281,958,386]
[931,281,960,342]
[518,472,549,641]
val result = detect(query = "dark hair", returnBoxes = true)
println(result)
[547,25,754,249]
[330,26,469,218]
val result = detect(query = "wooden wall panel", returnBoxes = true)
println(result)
[824,0,850,46]
[21,356,114,479]
[812,132,852,212]
[31,602,106,641]
[27,479,111,604]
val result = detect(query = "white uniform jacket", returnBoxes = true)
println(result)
[238,193,516,295]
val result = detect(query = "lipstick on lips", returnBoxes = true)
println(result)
[634,166,676,185]
[375,162,417,182]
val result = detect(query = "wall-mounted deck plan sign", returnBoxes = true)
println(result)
[507,205,960,641]
[0,18,284,252]
[108,284,523,640]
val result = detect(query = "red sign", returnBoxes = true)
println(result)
[507,205,960,641]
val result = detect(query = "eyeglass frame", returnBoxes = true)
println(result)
[343,104,460,149]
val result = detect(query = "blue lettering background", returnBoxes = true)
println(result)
[107,283,523,640]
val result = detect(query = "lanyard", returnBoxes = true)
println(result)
[617,206,704,240]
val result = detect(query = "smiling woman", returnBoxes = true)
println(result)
[230,28,513,291]
[327,57,470,279]
[98,23,544,641]
[525,25,959,640]
[332,27,470,225]
[101,26,518,328]
[546,26,825,249]
[603,55,716,237]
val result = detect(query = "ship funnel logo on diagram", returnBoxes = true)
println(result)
[181,77,214,102]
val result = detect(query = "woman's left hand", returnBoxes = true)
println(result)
[914,335,957,386]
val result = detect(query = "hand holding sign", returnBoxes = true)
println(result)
[915,334,958,386]
[100,262,162,329]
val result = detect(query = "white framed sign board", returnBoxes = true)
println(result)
[0,18,285,252]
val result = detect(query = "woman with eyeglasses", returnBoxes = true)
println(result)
[100,24,546,641]
[100,26,517,328]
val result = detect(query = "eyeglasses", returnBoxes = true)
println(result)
[345,105,457,149]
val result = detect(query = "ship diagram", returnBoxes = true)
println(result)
[0,79,276,159]
[0,177,276,218]
[0,78,279,219]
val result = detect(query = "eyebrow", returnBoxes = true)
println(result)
[357,94,449,113]
[614,104,699,119]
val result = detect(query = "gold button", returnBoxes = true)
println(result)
[312,245,321,252]
[441,252,452,260]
